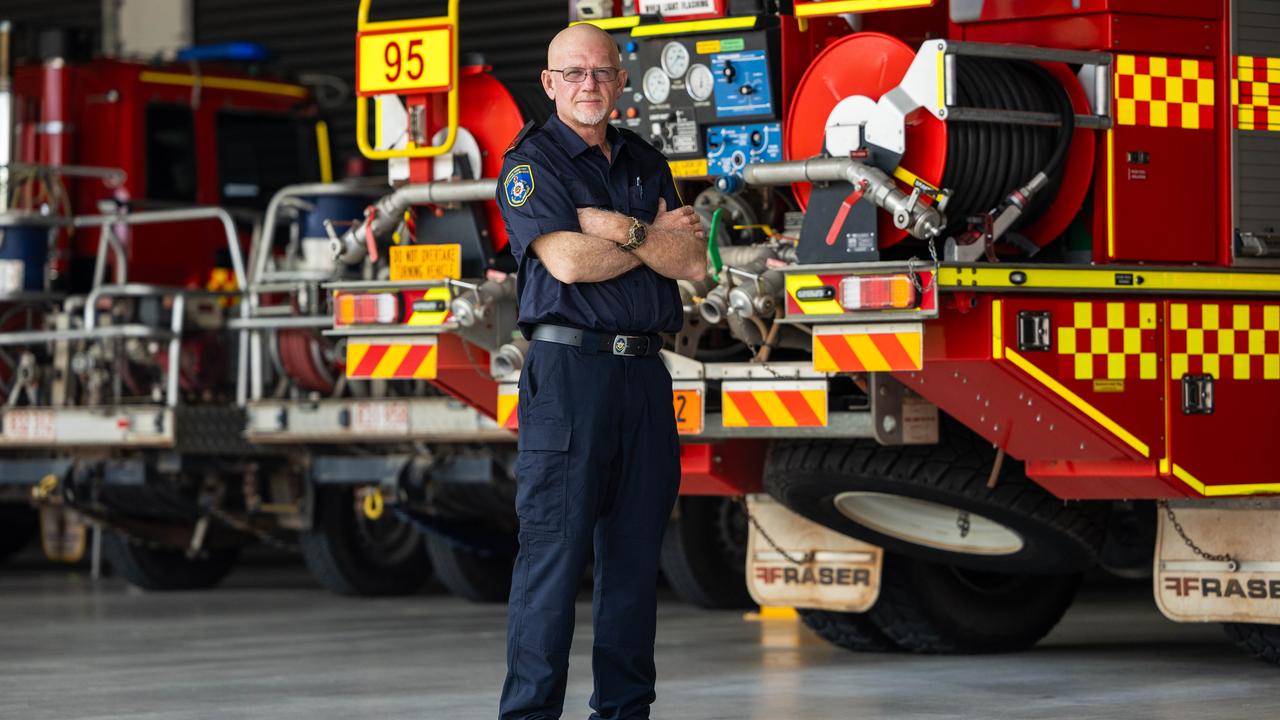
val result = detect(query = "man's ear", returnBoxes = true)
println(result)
[615,69,628,100]
[541,70,555,100]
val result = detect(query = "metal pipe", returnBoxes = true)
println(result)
[250,181,386,287]
[166,294,185,408]
[73,206,248,288]
[744,158,946,239]
[0,21,13,213]
[332,179,499,265]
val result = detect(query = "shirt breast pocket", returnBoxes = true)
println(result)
[629,178,660,223]
[566,178,611,209]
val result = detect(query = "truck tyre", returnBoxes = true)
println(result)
[423,533,513,603]
[0,505,38,562]
[868,552,1080,653]
[102,531,239,591]
[300,487,431,596]
[660,496,755,610]
[763,420,1103,574]
[1223,623,1280,666]
[797,609,898,652]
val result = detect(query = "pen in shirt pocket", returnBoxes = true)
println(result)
[634,176,642,198]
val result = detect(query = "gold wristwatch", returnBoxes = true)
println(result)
[619,217,647,252]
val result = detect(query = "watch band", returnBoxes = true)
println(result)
[620,217,647,252]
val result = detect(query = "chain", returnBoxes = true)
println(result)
[207,505,300,553]
[734,496,811,566]
[907,238,940,296]
[1161,501,1238,572]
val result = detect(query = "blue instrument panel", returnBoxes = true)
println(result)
[706,123,782,177]
[711,50,772,119]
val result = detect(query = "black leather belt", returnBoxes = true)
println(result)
[531,324,662,357]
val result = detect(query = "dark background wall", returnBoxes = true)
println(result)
[3,0,566,169]
[193,0,566,169]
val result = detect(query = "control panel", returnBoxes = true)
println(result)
[611,24,780,176]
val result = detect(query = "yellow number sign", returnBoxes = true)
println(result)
[357,25,453,96]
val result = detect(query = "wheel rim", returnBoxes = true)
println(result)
[833,491,1025,556]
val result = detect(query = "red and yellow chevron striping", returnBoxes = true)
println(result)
[497,384,519,430]
[345,339,438,379]
[722,382,828,428]
[1115,54,1214,130]
[812,324,923,372]
[1233,55,1280,132]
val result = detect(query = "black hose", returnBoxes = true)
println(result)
[504,81,554,126]
[938,57,1074,238]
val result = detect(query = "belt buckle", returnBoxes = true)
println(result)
[612,334,647,356]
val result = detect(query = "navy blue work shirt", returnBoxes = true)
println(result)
[497,114,684,339]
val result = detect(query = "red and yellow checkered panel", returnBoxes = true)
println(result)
[1233,55,1280,132]
[1115,54,1215,130]
[1057,302,1160,381]
[1170,304,1280,381]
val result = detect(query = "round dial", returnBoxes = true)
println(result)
[686,63,714,102]
[642,67,671,105]
[660,42,690,79]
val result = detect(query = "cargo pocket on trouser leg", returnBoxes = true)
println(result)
[514,422,571,537]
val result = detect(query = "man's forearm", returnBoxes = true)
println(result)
[578,208,706,281]
[531,231,642,283]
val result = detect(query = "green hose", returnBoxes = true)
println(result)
[707,207,724,284]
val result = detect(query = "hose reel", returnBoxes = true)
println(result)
[783,34,1101,262]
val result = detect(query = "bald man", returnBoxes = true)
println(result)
[495,23,706,720]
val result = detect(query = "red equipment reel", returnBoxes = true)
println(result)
[278,328,337,395]
[452,65,534,254]
[786,33,1095,251]
[786,33,947,249]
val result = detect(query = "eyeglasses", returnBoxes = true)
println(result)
[548,67,621,83]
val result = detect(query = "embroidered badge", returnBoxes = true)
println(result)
[504,164,535,207]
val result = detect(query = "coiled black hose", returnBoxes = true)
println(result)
[939,57,1075,238]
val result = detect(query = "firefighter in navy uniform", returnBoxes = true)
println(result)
[495,22,706,720]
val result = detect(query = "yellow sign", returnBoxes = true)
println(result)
[1093,379,1125,393]
[695,40,721,54]
[389,244,461,281]
[669,158,709,178]
[672,388,704,435]
[357,25,453,96]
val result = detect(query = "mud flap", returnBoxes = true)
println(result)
[39,506,87,563]
[746,494,882,612]
[1155,502,1280,624]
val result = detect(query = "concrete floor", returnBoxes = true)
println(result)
[1,551,1276,720]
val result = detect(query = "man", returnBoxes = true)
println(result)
[495,22,706,720]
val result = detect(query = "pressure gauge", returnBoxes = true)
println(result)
[660,41,690,79]
[686,63,713,102]
[642,67,671,105]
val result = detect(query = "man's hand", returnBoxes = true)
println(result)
[653,198,705,241]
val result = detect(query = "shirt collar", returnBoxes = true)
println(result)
[546,113,626,160]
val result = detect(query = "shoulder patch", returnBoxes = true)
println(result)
[504,164,535,207]
[504,120,536,156]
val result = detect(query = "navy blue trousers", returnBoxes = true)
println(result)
[499,340,681,720]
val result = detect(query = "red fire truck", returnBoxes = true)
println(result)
[314,0,1280,664]
[0,22,355,587]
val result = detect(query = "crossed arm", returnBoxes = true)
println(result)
[530,199,707,284]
